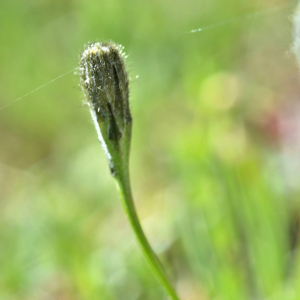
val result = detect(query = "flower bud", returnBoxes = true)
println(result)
[79,42,132,176]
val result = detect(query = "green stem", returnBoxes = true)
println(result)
[114,166,180,300]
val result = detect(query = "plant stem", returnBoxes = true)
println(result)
[114,166,180,300]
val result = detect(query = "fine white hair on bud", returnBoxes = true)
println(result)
[79,42,132,176]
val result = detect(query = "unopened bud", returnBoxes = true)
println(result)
[79,42,132,176]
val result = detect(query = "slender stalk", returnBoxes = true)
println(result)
[79,42,179,299]
[114,166,180,300]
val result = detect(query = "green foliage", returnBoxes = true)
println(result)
[0,0,299,299]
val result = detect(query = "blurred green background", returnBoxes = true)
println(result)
[1,0,300,299]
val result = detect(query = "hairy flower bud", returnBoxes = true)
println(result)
[79,42,132,176]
